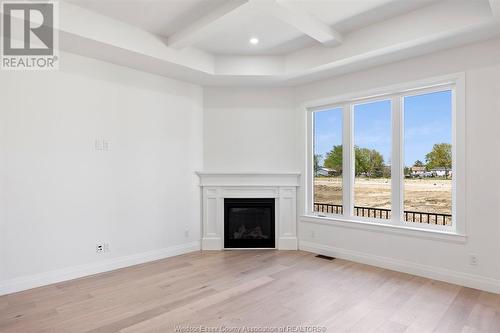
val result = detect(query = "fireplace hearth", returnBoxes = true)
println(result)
[224,198,275,248]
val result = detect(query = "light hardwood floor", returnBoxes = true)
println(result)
[1,250,500,332]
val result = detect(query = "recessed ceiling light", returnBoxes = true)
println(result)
[249,37,259,45]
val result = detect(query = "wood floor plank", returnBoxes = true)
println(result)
[432,287,481,332]
[121,276,275,333]
[1,250,499,333]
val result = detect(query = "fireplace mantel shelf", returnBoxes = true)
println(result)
[196,171,300,250]
[196,171,301,187]
[195,171,301,175]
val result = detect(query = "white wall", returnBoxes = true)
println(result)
[203,87,296,172]
[0,52,203,294]
[202,38,500,292]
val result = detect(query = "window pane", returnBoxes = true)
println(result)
[404,90,452,225]
[313,108,343,215]
[353,100,392,219]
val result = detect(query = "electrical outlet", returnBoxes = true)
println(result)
[309,230,315,239]
[96,242,110,254]
[184,229,189,238]
[469,254,478,266]
[96,243,105,254]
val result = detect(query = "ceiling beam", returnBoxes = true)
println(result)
[251,0,343,47]
[168,0,249,49]
[490,0,500,18]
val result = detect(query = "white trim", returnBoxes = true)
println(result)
[307,110,315,216]
[489,0,500,18]
[301,74,462,111]
[454,76,467,235]
[253,0,343,47]
[196,172,300,187]
[300,215,466,243]
[196,171,301,175]
[351,97,393,221]
[392,95,403,223]
[202,237,223,250]
[299,240,500,294]
[167,0,250,49]
[0,241,200,296]
[196,173,300,251]
[278,236,300,250]
[343,104,353,217]
[304,72,466,236]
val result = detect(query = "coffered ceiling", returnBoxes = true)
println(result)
[17,0,500,85]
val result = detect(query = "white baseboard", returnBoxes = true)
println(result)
[299,240,500,294]
[5,240,499,296]
[0,241,200,296]
[278,237,298,250]
[201,237,222,250]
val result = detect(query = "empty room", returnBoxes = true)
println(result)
[1,0,500,332]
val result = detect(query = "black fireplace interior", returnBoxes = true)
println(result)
[224,198,275,248]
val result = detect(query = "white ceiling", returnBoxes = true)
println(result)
[193,5,314,55]
[47,0,500,85]
[65,0,228,38]
[65,0,439,56]
[293,0,434,26]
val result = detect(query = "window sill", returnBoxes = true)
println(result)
[300,214,467,243]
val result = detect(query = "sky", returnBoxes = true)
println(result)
[314,90,452,167]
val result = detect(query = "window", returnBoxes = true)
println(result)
[308,78,462,233]
[313,108,343,215]
[403,90,452,225]
[353,100,392,220]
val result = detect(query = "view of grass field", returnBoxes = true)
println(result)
[314,176,452,215]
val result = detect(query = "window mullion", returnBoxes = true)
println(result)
[343,103,353,217]
[308,109,314,215]
[391,95,403,225]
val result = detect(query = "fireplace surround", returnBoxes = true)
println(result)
[196,172,300,250]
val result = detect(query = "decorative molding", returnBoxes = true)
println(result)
[196,171,302,175]
[299,240,500,294]
[278,237,299,250]
[28,1,499,86]
[196,171,300,187]
[201,237,223,251]
[168,0,250,49]
[300,215,467,244]
[0,241,200,296]
[490,0,500,18]
[252,0,343,46]
[197,172,300,250]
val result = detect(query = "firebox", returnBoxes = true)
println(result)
[224,198,275,248]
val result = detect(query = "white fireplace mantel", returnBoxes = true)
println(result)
[196,172,300,250]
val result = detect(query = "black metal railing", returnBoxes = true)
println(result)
[314,202,343,215]
[313,203,452,226]
[403,210,452,225]
[354,206,390,219]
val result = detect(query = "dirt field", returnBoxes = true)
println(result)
[314,177,452,215]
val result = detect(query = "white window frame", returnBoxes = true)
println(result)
[304,73,466,238]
